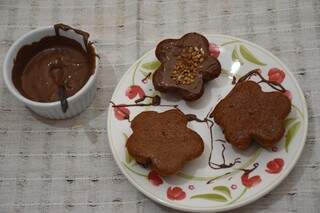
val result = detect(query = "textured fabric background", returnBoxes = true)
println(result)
[0,0,319,212]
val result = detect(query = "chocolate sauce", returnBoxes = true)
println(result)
[110,95,179,123]
[12,23,96,113]
[206,161,259,185]
[232,76,237,85]
[135,95,160,105]
[216,139,226,143]
[241,163,259,175]
[110,101,131,122]
[237,69,286,92]
[54,24,89,50]
[206,172,232,184]
[186,112,241,170]
[206,163,259,185]
[111,95,178,108]
[141,72,152,84]
[208,143,241,169]
[185,114,208,123]
[58,86,68,113]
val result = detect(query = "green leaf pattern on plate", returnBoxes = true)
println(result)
[228,188,247,205]
[285,121,301,152]
[141,60,161,70]
[231,47,243,65]
[122,133,128,140]
[125,149,133,164]
[191,193,228,202]
[220,40,240,47]
[284,118,296,129]
[122,162,147,177]
[123,133,134,164]
[140,69,151,77]
[239,45,266,66]
[213,186,232,199]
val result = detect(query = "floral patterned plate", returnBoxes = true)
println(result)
[107,34,308,212]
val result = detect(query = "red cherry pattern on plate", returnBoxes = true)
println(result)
[148,171,163,186]
[241,163,261,188]
[209,43,220,58]
[267,68,292,100]
[126,85,145,99]
[268,68,285,83]
[113,105,130,120]
[241,174,261,188]
[265,158,284,174]
[167,186,186,200]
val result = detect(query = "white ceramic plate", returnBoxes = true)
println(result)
[107,34,308,212]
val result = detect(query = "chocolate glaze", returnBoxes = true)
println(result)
[58,86,68,113]
[237,69,286,92]
[12,23,96,108]
[206,172,232,184]
[141,72,152,84]
[110,102,131,122]
[232,76,237,85]
[206,163,260,185]
[110,95,178,122]
[241,162,259,174]
[209,143,241,169]
[111,95,178,108]
[185,114,208,123]
[153,33,221,101]
[186,112,241,170]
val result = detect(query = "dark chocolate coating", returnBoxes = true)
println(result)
[211,81,291,150]
[126,109,204,176]
[152,33,221,101]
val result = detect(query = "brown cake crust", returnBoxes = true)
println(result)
[153,33,221,101]
[211,81,291,150]
[126,109,204,176]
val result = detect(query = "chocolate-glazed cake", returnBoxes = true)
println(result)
[153,33,221,101]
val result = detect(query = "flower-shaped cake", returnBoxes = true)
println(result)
[211,81,291,150]
[153,33,221,101]
[126,109,204,176]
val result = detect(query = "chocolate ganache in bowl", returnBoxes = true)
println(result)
[3,23,98,119]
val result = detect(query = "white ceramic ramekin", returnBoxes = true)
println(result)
[3,26,98,119]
